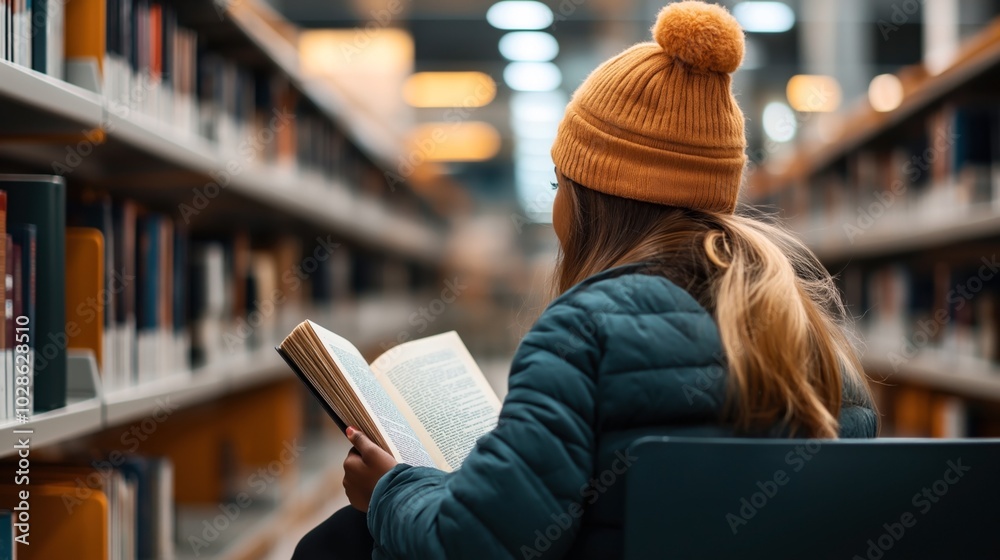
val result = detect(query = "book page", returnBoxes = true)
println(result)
[372,332,502,471]
[308,322,438,469]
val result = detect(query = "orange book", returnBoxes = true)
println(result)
[894,386,932,437]
[64,0,107,75]
[0,482,109,560]
[150,3,162,79]
[66,227,105,372]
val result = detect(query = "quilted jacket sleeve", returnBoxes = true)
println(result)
[367,299,599,560]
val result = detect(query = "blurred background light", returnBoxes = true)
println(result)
[403,72,497,108]
[503,62,562,92]
[733,2,796,33]
[786,74,842,113]
[762,101,797,143]
[740,37,766,71]
[486,1,554,30]
[408,122,502,162]
[499,32,560,62]
[868,74,905,113]
[510,91,567,223]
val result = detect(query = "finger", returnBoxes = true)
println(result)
[344,451,363,472]
[346,427,381,462]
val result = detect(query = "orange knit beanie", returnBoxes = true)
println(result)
[551,1,748,214]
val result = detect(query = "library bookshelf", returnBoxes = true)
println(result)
[0,0,453,557]
[750,17,1000,437]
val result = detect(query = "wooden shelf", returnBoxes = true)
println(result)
[223,0,403,168]
[0,36,442,264]
[753,18,1000,195]
[800,204,1000,261]
[864,348,1000,403]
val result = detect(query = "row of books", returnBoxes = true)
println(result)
[0,455,173,559]
[764,103,1000,236]
[0,173,436,411]
[0,0,410,204]
[0,0,62,76]
[0,176,60,418]
[1,0,31,68]
[845,259,1000,367]
[60,0,382,195]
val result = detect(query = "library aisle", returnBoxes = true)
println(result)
[0,0,998,558]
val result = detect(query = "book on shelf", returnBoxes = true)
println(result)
[1,175,65,413]
[65,227,105,372]
[278,322,501,472]
[0,456,174,559]
[775,101,1000,237]
[860,259,1000,366]
[0,0,34,69]
[0,509,13,560]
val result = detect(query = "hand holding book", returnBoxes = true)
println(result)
[343,427,397,512]
[277,321,502,472]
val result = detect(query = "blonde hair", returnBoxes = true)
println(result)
[554,178,873,438]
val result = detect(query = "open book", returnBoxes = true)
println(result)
[277,321,502,472]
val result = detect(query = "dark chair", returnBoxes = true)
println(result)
[624,437,1000,560]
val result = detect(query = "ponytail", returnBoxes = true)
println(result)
[555,178,873,438]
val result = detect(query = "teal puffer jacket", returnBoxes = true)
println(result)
[368,264,878,559]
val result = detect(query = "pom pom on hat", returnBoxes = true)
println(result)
[653,1,745,74]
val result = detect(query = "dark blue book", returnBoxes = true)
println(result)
[0,509,12,560]
[136,215,161,333]
[1,175,65,412]
[119,457,151,560]
[172,227,186,336]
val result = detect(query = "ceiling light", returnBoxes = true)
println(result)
[408,122,502,162]
[733,2,795,33]
[499,31,559,62]
[403,72,496,108]
[487,1,553,30]
[504,62,561,92]
[762,101,797,143]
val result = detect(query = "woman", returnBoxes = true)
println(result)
[294,2,877,558]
